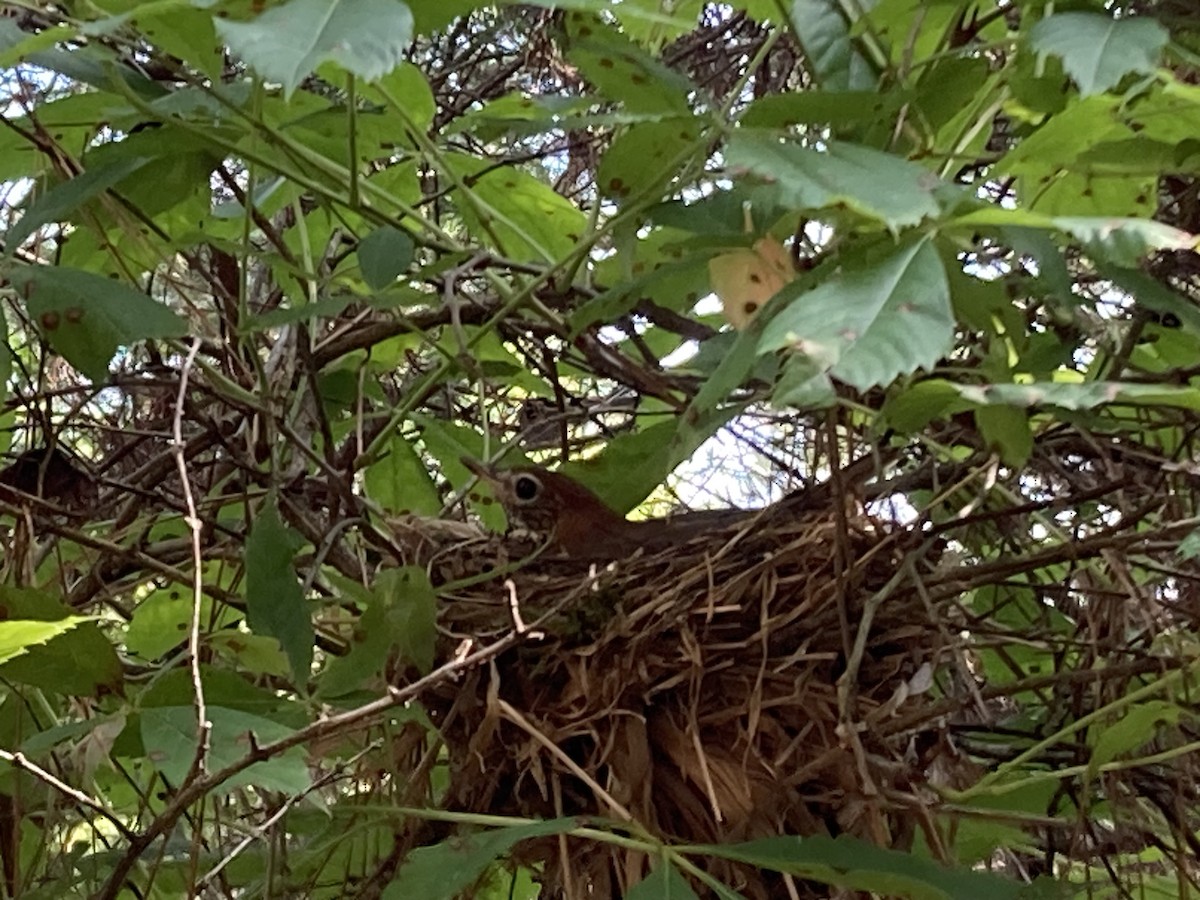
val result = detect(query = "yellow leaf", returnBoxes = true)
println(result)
[708,238,795,329]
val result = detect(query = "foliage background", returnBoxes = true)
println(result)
[0,0,1198,896]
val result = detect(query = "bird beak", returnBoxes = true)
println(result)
[460,455,496,483]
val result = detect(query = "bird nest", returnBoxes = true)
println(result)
[390,505,951,897]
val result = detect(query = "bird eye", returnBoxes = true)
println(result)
[513,474,540,502]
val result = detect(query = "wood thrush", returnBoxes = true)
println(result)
[462,457,747,560]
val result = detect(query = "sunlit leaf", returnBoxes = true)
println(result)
[127,5,224,79]
[709,238,795,329]
[444,155,588,262]
[0,587,121,696]
[951,208,1196,266]
[0,618,94,666]
[381,567,437,674]
[126,591,239,662]
[741,89,901,130]
[975,406,1033,467]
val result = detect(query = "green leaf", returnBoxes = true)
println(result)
[444,155,589,262]
[597,118,702,203]
[0,18,77,69]
[935,816,1030,868]
[140,666,285,718]
[244,496,314,685]
[376,566,437,675]
[609,0,703,48]
[1178,529,1200,560]
[726,133,941,229]
[572,227,710,334]
[882,379,967,433]
[695,834,1026,900]
[130,5,225,80]
[1029,13,1168,97]
[5,156,151,254]
[1052,217,1196,267]
[915,56,993,138]
[740,90,900,130]
[209,630,291,679]
[559,419,679,515]
[0,587,121,695]
[359,62,437,137]
[0,618,94,666]
[126,590,240,662]
[627,861,701,900]
[521,0,695,30]
[863,0,963,65]
[318,585,392,698]
[759,237,953,390]
[669,323,759,472]
[10,265,187,381]
[415,418,511,533]
[365,434,441,515]
[1088,700,1184,777]
[953,381,1200,412]
[406,0,482,35]
[14,42,164,99]
[784,0,875,90]
[384,819,580,900]
[444,92,591,141]
[565,18,693,115]
[998,95,1127,172]
[950,209,1196,267]
[358,225,415,290]
[216,0,414,98]
[975,406,1033,467]
[140,706,311,794]
[0,303,10,407]
[771,356,837,409]
[1076,138,1182,175]
[82,127,221,223]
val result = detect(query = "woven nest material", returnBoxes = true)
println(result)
[391,506,948,897]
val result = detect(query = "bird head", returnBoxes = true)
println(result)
[461,456,628,553]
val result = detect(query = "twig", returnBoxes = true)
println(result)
[504,578,543,638]
[497,699,634,823]
[171,337,211,781]
[198,740,382,887]
[94,628,533,900]
[0,749,134,841]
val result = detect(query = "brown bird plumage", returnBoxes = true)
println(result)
[462,457,747,560]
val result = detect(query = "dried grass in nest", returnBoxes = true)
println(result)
[397,506,950,897]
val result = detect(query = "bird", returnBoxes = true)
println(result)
[461,457,750,560]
